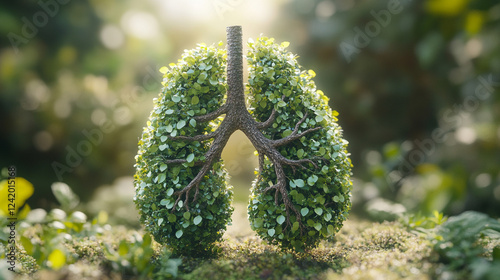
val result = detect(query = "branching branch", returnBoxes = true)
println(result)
[171,158,215,211]
[165,159,189,165]
[194,104,228,123]
[163,26,322,233]
[169,130,218,142]
[272,112,321,147]
[256,109,277,130]
[256,153,265,184]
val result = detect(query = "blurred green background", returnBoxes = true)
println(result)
[1,0,499,220]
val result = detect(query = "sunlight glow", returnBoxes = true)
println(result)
[455,126,477,144]
[475,173,491,188]
[121,11,160,39]
[100,24,125,49]
[316,1,336,19]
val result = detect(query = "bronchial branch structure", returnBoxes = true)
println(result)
[134,25,352,254]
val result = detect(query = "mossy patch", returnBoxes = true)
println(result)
[8,213,499,279]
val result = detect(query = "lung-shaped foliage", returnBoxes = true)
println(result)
[135,27,352,255]
[134,43,233,255]
[246,37,353,251]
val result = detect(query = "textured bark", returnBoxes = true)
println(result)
[169,26,321,231]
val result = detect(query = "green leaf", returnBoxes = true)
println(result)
[165,109,174,115]
[297,149,304,158]
[276,215,286,225]
[160,164,168,172]
[189,118,197,127]
[172,95,181,103]
[183,212,191,220]
[186,153,195,163]
[161,136,168,142]
[307,175,318,186]
[159,144,168,151]
[158,218,164,226]
[268,228,275,237]
[253,218,263,228]
[166,188,174,196]
[158,173,166,184]
[165,201,175,209]
[198,72,208,81]
[175,230,183,238]
[278,100,286,107]
[193,215,203,225]
[166,124,173,133]
[314,223,322,231]
[324,213,332,222]
[292,222,300,232]
[168,214,177,223]
[186,55,199,66]
[295,179,305,188]
[282,129,293,138]
[209,77,218,86]
[301,208,309,216]
[191,96,199,105]
[177,120,186,129]
[314,208,323,216]
[277,77,286,84]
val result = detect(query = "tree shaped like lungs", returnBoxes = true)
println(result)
[134,26,352,255]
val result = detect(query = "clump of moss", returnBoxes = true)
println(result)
[326,220,436,280]
[180,236,349,280]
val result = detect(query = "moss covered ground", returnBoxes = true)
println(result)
[3,200,500,280]
[3,202,458,280]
